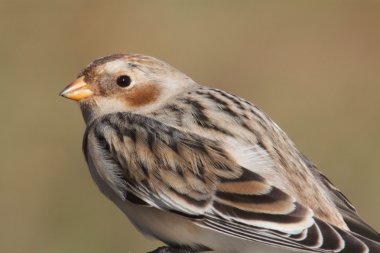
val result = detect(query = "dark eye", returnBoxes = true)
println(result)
[116,75,131,87]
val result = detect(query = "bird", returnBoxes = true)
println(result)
[60,53,380,253]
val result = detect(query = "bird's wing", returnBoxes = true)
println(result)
[84,112,380,253]
[201,167,380,253]
[300,153,380,243]
[84,112,230,215]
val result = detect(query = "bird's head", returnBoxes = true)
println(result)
[60,54,195,124]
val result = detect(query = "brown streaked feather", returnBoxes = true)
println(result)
[217,180,271,195]
[212,169,314,232]
[215,198,295,215]
[86,112,241,214]
[202,211,380,253]
[85,111,380,252]
[159,88,351,229]
[212,201,309,225]
[76,54,380,253]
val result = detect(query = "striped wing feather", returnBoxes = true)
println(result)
[86,112,380,253]
[202,168,380,253]
[301,153,380,243]
[86,112,240,215]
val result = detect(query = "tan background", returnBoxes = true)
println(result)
[1,1,380,253]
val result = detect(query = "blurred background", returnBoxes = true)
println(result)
[1,1,380,253]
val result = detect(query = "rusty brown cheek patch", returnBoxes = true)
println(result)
[123,83,161,107]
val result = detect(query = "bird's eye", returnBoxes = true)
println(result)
[116,75,131,87]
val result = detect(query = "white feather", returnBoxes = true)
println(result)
[223,137,285,189]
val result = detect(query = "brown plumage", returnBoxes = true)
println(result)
[61,54,380,253]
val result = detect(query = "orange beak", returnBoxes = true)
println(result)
[59,76,94,101]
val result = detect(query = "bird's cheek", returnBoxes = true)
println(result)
[122,83,161,108]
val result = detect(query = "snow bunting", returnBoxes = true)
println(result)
[60,54,380,253]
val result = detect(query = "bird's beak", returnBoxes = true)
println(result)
[60,76,94,101]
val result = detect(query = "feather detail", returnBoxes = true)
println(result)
[85,112,239,215]
[301,153,380,243]
[211,168,315,235]
[84,111,380,252]
[67,54,380,253]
